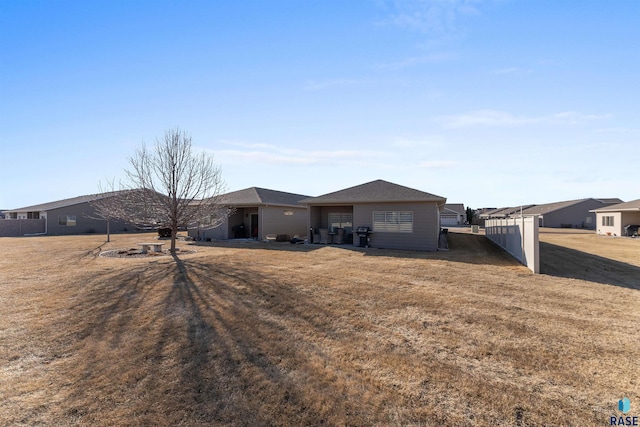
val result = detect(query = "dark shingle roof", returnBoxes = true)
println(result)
[5,191,127,213]
[299,180,446,205]
[218,187,310,207]
[479,198,625,218]
[595,198,624,204]
[522,198,624,215]
[590,199,640,212]
[520,199,588,215]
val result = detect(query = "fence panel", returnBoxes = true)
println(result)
[485,216,539,273]
[0,219,46,237]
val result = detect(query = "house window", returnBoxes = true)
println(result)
[27,212,40,219]
[602,216,614,226]
[328,213,352,232]
[373,211,413,233]
[59,215,77,226]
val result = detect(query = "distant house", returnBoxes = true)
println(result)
[300,180,446,251]
[441,203,466,226]
[480,199,622,229]
[1,192,132,237]
[479,206,536,220]
[590,199,640,236]
[520,198,622,229]
[189,187,310,241]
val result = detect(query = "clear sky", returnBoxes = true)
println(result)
[1,0,638,210]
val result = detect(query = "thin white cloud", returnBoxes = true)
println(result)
[215,143,388,167]
[376,52,459,70]
[551,111,612,124]
[595,127,640,134]
[438,110,538,127]
[391,135,445,148]
[437,109,612,128]
[385,0,493,34]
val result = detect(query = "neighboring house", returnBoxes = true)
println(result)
[479,206,536,220]
[479,199,622,229]
[189,187,310,241]
[590,199,640,236]
[1,192,132,237]
[300,179,447,251]
[441,203,466,226]
[520,198,623,229]
[473,208,497,227]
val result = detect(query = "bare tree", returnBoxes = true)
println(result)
[87,179,129,243]
[124,128,229,252]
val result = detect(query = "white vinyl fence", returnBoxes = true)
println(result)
[485,216,539,273]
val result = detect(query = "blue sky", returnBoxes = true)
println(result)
[1,0,638,210]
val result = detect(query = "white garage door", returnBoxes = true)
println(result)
[441,216,459,226]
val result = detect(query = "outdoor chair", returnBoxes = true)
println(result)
[319,228,328,244]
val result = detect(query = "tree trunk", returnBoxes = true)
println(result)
[170,220,178,253]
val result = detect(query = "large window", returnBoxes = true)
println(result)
[373,211,413,233]
[328,213,352,232]
[602,216,614,226]
[58,215,76,226]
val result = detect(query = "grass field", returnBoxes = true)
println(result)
[1,229,638,426]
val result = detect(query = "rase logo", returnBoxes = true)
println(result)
[610,398,638,426]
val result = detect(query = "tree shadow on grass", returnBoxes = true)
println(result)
[54,253,370,425]
[540,241,640,290]
[80,241,110,258]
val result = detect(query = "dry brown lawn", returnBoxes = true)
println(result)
[1,229,638,426]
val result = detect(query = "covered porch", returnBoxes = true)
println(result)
[227,207,259,239]
[308,205,354,245]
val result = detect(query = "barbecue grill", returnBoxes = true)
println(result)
[355,226,372,248]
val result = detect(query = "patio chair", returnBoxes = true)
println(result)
[319,228,328,244]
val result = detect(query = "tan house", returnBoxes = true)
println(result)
[300,180,446,251]
[189,187,310,241]
[590,199,640,236]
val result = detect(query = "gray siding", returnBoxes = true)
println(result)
[541,200,603,229]
[189,217,229,241]
[47,202,131,236]
[260,206,307,239]
[353,202,440,251]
